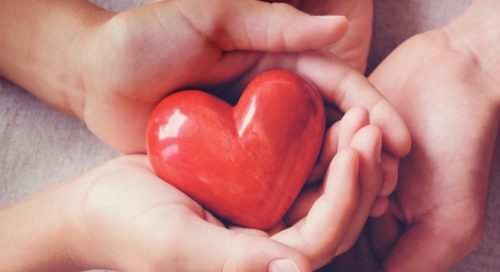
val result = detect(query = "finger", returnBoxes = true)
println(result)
[171,0,348,52]
[369,196,389,217]
[293,53,411,157]
[308,106,368,184]
[168,216,312,272]
[369,206,403,259]
[284,186,320,225]
[307,122,340,184]
[335,125,383,255]
[380,153,399,196]
[236,52,411,157]
[273,148,360,268]
[338,107,369,150]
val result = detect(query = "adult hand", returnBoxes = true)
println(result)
[263,0,374,72]
[339,3,500,269]
[76,0,409,156]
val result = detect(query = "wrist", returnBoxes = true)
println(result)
[444,0,500,104]
[0,0,114,117]
[0,179,82,271]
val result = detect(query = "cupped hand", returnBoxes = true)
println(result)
[353,29,499,271]
[264,0,374,72]
[76,0,348,153]
[65,107,385,271]
[75,0,409,158]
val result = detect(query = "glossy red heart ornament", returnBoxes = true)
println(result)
[147,70,325,229]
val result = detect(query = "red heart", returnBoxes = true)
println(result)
[147,70,325,229]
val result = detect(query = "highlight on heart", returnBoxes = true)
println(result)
[146,70,326,229]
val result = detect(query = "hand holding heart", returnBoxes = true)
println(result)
[68,106,385,271]
[0,0,412,270]
[74,0,409,157]
[74,0,410,269]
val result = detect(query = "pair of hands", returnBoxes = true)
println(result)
[68,107,387,271]
[5,0,496,270]
[65,0,409,270]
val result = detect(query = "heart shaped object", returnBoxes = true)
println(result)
[147,70,325,229]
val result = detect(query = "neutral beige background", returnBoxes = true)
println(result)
[1,0,498,271]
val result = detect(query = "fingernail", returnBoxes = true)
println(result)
[314,15,347,23]
[269,259,301,272]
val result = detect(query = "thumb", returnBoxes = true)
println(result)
[162,0,348,51]
[173,218,311,272]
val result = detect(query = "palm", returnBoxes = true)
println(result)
[75,149,368,271]
[365,30,498,270]
[81,12,261,154]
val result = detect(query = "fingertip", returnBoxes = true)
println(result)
[380,154,399,196]
[338,107,370,150]
[343,106,370,122]
[351,125,383,162]
[312,15,349,42]
[269,258,310,272]
[326,147,360,205]
[228,234,312,272]
[370,197,389,217]
[371,101,412,157]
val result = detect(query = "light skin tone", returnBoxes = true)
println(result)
[264,0,373,72]
[0,108,383,272]
[0,0,408,155]
[331,0,500,271]
[0,0,411,271]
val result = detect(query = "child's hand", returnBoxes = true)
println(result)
[64,150,360,271]
[0,109,387,272]
[272,107,386,268]
[58,106,385,271]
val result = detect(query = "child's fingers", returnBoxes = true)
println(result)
[335,125,383,255]
[301,107,369,219]
[369,196,389,217]
[283,186,320,226]
[307,122,340,184]
[380,153,399,196]
[272,148,360,268]
[169,216,312,272]
[369,198,405,259]
[307,107,368,184]
[169,0,348,52]
[338,107,370,150]
[235,52,411,157]
[293,53,411,157]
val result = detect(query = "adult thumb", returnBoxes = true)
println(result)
[157,0,348,52]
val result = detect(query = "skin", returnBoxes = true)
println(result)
[0,108,383,271]
[330,0,500,271]
[264,0,374,72]
[0,0,410,270]
[0,0,406,155]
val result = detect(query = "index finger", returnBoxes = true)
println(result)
[235,52,411,157]
[293,52,411,157]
